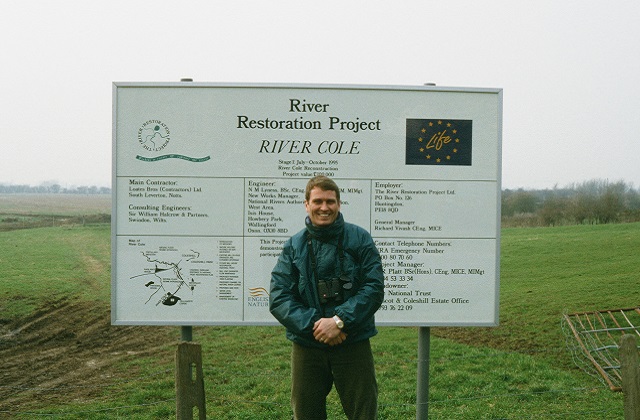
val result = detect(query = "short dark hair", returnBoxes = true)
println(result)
[305,175,340,202]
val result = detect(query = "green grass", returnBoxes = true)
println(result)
[25,326,623,419]
[2,221,638,418]
[0,225,111,317]
[451,223,640,368]
[0,194,111,230]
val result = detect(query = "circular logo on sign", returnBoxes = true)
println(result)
[138,120,170,152]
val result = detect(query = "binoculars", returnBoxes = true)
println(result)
[318,275,353,303]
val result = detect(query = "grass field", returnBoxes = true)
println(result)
[0,195,638,418]
[0,193,111,215]
[0,194,111,230]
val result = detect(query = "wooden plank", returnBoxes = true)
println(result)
[620,334,640,420]
[176,342,206,419]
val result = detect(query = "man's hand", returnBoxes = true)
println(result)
[313,318,347,346]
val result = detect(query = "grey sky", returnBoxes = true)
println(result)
[2,0,638,189]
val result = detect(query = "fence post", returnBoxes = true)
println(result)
[620,334,640,420]
[176,342,206,419]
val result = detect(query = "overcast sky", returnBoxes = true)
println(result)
[2,0,638,190]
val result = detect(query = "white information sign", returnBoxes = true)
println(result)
[112,82,502,326]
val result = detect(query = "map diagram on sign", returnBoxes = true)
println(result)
[130,246,213,307]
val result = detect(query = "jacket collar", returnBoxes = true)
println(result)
[305,212,344,242]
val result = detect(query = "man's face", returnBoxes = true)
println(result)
[305,187,341,227]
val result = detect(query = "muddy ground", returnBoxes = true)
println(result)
[0,298,176,413]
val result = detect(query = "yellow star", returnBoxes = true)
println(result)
[426,154,431,159]
[446,155,451,160]
[428,122,433,127]
[453,148,458,153]
[421,128,426,133]
[418,137,423,142]
[419,148,424,152]
[447,122,451,127]
[436,158,441,163]
[438,120,442,125]
[455,138,460,143]
[452,129,457,134]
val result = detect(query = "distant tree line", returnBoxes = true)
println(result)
[0,184,111,195]
[502,179,640,227]
[2,179,638,228]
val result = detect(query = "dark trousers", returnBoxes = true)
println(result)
[291,339,378,420]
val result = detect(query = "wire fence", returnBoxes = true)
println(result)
[0,347,627,419]
[562,307,640,391]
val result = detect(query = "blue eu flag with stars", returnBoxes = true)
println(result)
[406,119,473,166]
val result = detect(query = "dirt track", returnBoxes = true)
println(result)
[0,299,175,413]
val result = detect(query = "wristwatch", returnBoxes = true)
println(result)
[333,315,344,329]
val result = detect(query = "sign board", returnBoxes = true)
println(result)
[112,82,502,326]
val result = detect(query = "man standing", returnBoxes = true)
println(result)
[270,175,385,419]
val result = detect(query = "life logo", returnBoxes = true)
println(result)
[138,120,170,152]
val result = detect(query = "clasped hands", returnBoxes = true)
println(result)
[313,317,347,346]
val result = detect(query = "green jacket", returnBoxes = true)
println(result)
[269,213,385,348]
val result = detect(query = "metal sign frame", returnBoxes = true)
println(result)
[112,82,502,327]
